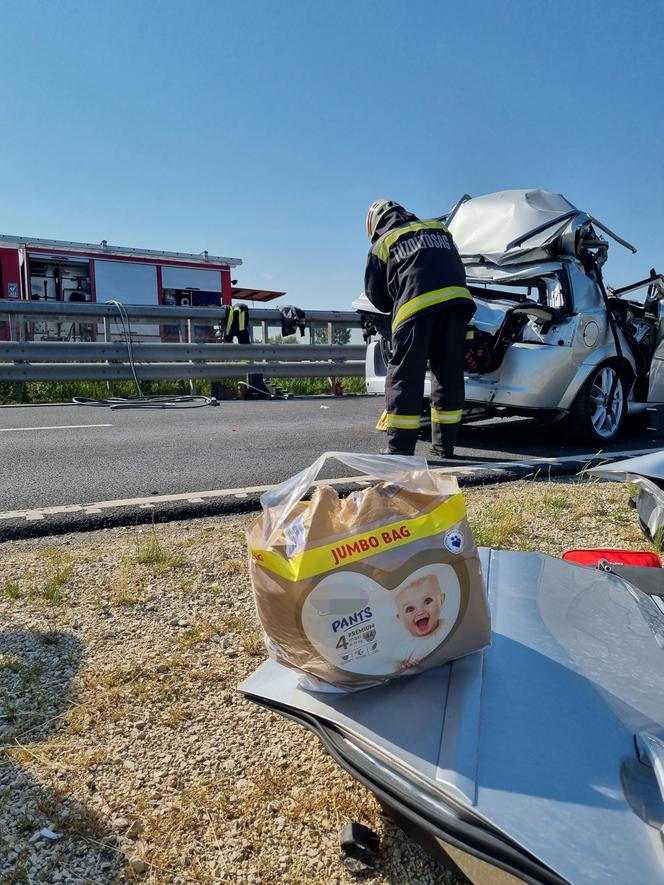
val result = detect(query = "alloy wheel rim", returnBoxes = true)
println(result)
[589,366,623,438]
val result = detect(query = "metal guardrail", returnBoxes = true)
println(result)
[0,301,366,384]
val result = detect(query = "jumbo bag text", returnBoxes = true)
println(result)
[246,452,491,691]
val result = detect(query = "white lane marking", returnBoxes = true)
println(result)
[0,424,112,433]
[0,446,659,523]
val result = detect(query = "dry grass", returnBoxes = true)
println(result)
[37,553,73,604]
[465,475,653,555]
[174,618,220,649]
[135,526,188,571]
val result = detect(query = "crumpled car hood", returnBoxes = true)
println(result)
[449,189,579,266]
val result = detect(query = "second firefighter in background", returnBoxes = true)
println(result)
[364,200,475,458]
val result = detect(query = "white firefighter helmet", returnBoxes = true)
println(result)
[366,199,400,240]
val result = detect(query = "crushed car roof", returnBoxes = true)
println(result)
[448,189,580,266]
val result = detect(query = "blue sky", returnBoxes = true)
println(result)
[1,1,662,307]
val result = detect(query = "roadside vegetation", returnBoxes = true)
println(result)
[0,376,366,405]
[0,475,652,883]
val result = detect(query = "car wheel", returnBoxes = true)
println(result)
[569,362,625,443]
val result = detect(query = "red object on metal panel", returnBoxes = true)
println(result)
[0,248,22,299]
[562,548,662,567]
[221,268,232,306]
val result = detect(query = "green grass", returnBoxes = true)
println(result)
[38,563,73,604]
[134,529,187,571]
[174,619,221,649]
[1,375,367,404]
[136,536,168,565]
[1,378,201,405]
[542,489,570,510]
[469,496,532,551]
[4,580,20,600]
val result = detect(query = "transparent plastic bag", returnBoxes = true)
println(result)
[259,451,435,546]
[247,452,490,691]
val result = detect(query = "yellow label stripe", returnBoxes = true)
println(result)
[250,492,466,581]
[392,286,473,332]
[377,221,449,262]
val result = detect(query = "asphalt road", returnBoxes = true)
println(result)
[0,396,659,516]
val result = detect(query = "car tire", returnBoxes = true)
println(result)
[567,361,625,443]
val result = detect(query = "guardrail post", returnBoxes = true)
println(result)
[187,318,197,396]
[103,316,114,397]
[12,314,24,403]
[260,320,269,365]
[327,321,336,394]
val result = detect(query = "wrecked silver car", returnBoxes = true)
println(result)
[354,189,664,442]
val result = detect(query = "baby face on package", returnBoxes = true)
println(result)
[395,574,445,638]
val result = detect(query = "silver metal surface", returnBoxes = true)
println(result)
[635,732,664,805]
[0,300,361,325]
[0,361,366,382]
[447,189,579,266]
[242,548,664,885]
[587,363,624,438]
[590,451,664,483]
[0,233,242,267]
[0,342,367,362]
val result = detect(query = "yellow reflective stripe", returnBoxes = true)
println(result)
[385,413,421,429]
[225,306,235,334]
[392,286,473,332]
[431,408,463,425]
[465,330,475,340]
[377,221,449,263]
[250,493,466,581]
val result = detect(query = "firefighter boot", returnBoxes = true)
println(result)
[383,427,418,457]
[430,422,459,459]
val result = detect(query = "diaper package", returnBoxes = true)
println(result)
[246,452,491,691]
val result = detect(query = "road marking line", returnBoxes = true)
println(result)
[0,446,659,523]
[0,424,112,433]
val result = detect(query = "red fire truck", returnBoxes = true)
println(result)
[0,234,284,339]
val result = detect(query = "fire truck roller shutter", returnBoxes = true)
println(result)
[94,260,158,305]
[161,267,222,293]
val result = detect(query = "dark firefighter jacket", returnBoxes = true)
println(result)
[364,206,474,333]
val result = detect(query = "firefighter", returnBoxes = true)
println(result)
[364,200,475,458]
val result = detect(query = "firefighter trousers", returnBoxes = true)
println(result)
[385,303,474,455]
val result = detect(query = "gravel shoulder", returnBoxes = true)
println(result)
[0,476,649,884]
